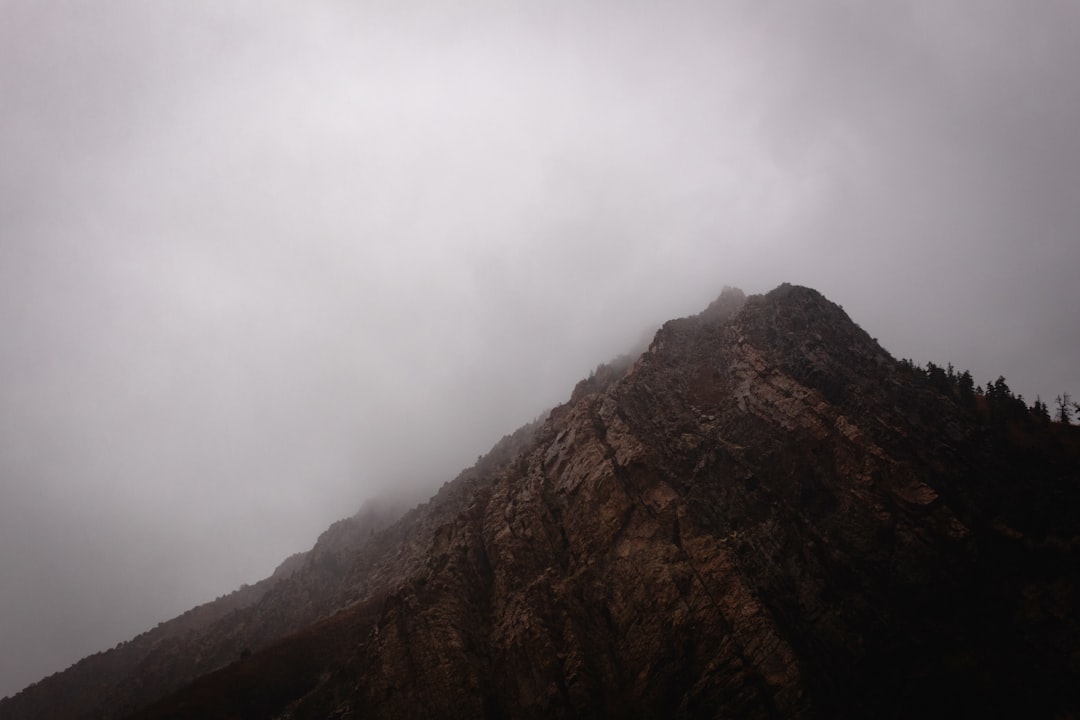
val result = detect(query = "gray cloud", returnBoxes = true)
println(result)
[2,0,1078,698]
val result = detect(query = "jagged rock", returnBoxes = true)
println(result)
[4,284,1078,719]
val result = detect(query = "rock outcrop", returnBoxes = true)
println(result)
[4,284,1078,719]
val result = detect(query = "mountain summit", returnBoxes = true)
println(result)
[4,284,1078,718]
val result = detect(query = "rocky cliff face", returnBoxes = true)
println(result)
[4,284,1078,719]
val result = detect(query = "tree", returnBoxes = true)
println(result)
[1055,393,1073,424]
[926,362,950,394]
[988,376,1012,403]
[957,370,975,406]
[1032,396,1051,422]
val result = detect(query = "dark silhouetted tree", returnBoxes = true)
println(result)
[1032,396,1051,422]
[957,370,975,407]
[983,376,1030,424]
[926,362,951,394]
[1055,393,1073,424]
[987,376,1011,403]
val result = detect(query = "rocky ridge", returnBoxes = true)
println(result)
[3,284,1078,719]
[0,425,539,720]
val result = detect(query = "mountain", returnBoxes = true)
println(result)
[3,284,1078,719]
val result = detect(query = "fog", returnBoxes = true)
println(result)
[2,0,1078,699]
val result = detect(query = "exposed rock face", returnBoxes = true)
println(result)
[4,284,1078,719]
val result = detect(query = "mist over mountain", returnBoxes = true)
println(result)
[3,284,1077,719]
[4,0,1080,706]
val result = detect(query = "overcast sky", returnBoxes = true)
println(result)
[2,0,1078,699]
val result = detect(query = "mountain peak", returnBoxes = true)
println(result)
[697,284,747,323]
[4,284,1078,720]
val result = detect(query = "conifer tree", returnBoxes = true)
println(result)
[1032,396,1051,422]
[1055,393,1073,424]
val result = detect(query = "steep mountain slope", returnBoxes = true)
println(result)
[5,284,1079,719]
[0,430,539,720]
[0,498,404,719]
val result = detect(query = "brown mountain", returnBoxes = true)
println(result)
[3,284,1078,719]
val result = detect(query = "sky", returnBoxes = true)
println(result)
[2,0,1078,700]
